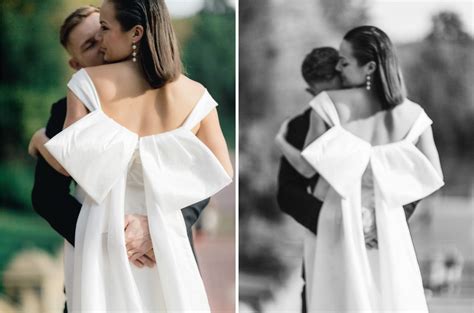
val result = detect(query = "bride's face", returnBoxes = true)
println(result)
[98,0,136,63]
[336,40,367,88]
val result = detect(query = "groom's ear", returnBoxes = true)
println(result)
[68,58,82,71]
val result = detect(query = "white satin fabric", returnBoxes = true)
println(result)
[301,92,444,312]
[45,69,232,313]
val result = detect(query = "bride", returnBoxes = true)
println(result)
[276,26,443,312]
[43,0,233,311]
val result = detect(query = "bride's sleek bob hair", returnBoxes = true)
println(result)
[344,26,406,110]
[109,0,182,88]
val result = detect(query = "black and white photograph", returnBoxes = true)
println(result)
[239,0,473,312]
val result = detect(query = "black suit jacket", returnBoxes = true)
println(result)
[277,109,323,234]
[31,97,209,248]
[276,108,419,234]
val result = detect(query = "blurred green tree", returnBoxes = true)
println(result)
[0,0,67,159]
[182,0,235,146]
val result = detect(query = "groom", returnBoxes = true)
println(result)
[29,5,209,306]
[276,47,420,312]
[276,47,340,313]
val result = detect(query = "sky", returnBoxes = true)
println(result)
[165,0,235,18]
[368,0,474,43]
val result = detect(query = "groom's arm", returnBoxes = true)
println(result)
[277,112,324,235]
[181,198,210,249]
[31,98,81,246]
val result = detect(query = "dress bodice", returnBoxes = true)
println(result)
[303,91,444,207]
[45,68,232,208]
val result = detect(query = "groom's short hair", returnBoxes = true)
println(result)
[302,47,339,84]
[59,5,100,48]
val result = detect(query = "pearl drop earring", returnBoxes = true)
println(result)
[366,75,371,91]
[132,43,137,62]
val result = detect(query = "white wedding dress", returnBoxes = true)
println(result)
[45,69,232,312]
[301,92,444,312]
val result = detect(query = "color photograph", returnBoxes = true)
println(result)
[0,0,235,312]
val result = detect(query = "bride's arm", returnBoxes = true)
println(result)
[28,128,69,176]
[196,108,234,178]
[36,90,89,176]
[64,89,89,128]
[303,110,327,148]
[275,120,316,178]
[416,125,443,179]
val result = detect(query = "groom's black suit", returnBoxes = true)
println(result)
[277,108,322,313]
[277,108,322,235]
[276,107,420,313]
[32,97,209,248]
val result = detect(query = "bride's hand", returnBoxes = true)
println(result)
[274,118,291,149]
[133,251,156,268]
[364,231,378,249]
[28,128,49,158]
[125,214,154,266]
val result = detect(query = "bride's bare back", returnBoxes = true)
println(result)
[325,88,422,146]
[84,62,205,137]
[304,88,442,177]
[64,61,233,178]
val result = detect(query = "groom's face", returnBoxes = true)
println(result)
[66,12,105,69]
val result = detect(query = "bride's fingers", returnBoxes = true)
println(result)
[130,251,144,262]
[137,255,154,268]
[142,255,156,268]
[145,250,156,262]
[132,258,144,268]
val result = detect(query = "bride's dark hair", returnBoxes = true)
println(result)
[344,26,406,110]
[109,0,182,88]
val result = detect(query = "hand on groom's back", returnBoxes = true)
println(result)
[124,214,156,268]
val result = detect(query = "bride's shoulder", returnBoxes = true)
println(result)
[169,75,207,109]
[83,63,135,99]
[84,63,132,83]
[173,75,205,96]
[326,88,365,104]
[391,98,423,120]
[324,88,365,121]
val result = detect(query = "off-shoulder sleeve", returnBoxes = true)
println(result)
[67,69,101,112]
[44,110,138,204]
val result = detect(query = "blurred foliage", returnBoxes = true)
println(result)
[399,10,474,194]
[0,162,34,211]
[182,2,235,147]
[0,0,67,159]
[320,0,369,33]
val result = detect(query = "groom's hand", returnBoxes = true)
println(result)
[124,214,155,267]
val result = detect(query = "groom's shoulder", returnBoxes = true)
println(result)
[285,108,312,144]
[288,108,311,130]
[50,97,67,116]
